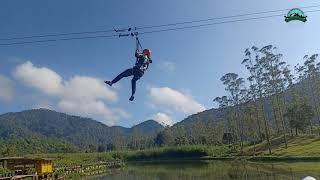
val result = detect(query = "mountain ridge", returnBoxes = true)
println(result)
[0,108,164,153]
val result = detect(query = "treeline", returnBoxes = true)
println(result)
[0,109,164,155]
[211,45,320,154]
[0,128,160,155]
[0,137,78,156]
[145,45,320,155]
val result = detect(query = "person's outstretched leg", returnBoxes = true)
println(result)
[105,68,133,86]
[129,69,143,101]
[129,76,139,101]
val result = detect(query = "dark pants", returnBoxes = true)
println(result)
[112,67,144,96]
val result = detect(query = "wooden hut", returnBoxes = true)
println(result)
[0,157,53,176]
[34,158,53,174]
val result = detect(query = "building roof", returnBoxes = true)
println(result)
[0,157,52,161]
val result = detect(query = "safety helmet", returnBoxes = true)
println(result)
[143,49,151,57]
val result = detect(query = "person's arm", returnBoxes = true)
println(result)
[135,50,142,58]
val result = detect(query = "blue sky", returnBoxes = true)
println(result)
[1,0,320,127]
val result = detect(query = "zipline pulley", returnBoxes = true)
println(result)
[114,27,132,33]
[115,27,139,38]
[114,27,142,51]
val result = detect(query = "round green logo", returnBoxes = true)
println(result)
[285,8,307,22]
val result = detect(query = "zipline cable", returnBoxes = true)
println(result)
[0,34,118,46]
[0,29,115,41]
[1,9,320,46]
[140,9,320,35]
[1,4,320,41]
[136,4,320,30]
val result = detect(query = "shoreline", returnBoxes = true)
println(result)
[3,154,318,179]
[125,156,320,163]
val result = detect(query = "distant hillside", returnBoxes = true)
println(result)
[133,120,164,136]
[174,108,224,127]
[0,109,163,154]
[157,76,319,147]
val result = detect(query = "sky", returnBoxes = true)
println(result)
[0,0,320,127]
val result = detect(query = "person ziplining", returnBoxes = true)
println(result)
[105,36,152,101]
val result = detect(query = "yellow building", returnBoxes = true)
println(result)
[34,158,53,174]
[0,157,53,175]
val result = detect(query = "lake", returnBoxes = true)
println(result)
[87,160,320,180]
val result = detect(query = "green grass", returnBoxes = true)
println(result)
[29,152,115,167]
[244,135,320,157]
[0,167,10,174]
[113,145,230,161]
[24,136,320,168]
[27,145,229,167]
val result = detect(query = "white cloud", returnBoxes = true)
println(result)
[58,100,121,126]
[0,75,14,102]
[62,76,117,102]
[31,96,53,110]
[148,87,206,115]
[14,61,127,126]
[14,61,63,95]
[151,112,174,126]
[33,103,52,110]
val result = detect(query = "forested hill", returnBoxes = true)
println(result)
[155,47,320,151]
[0,109,163,154]
[174,108,224,127]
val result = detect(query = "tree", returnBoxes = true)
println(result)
[106,143,116,151]
[259,45,288,148]
[294,54,320,134]
[214,96,235,139]
[242,46,272,154]
[155,128,173,146]
[219,73,246,152]
[97,145,105,152]
[130,128,142,149]
[88,144,97,152]
[285,103,314,135]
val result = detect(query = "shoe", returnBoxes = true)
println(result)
[129,95,134,101]
[104,81,113,86]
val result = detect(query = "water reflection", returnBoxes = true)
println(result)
[87,160,320,180]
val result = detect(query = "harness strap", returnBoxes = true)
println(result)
[136,37,143,52]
